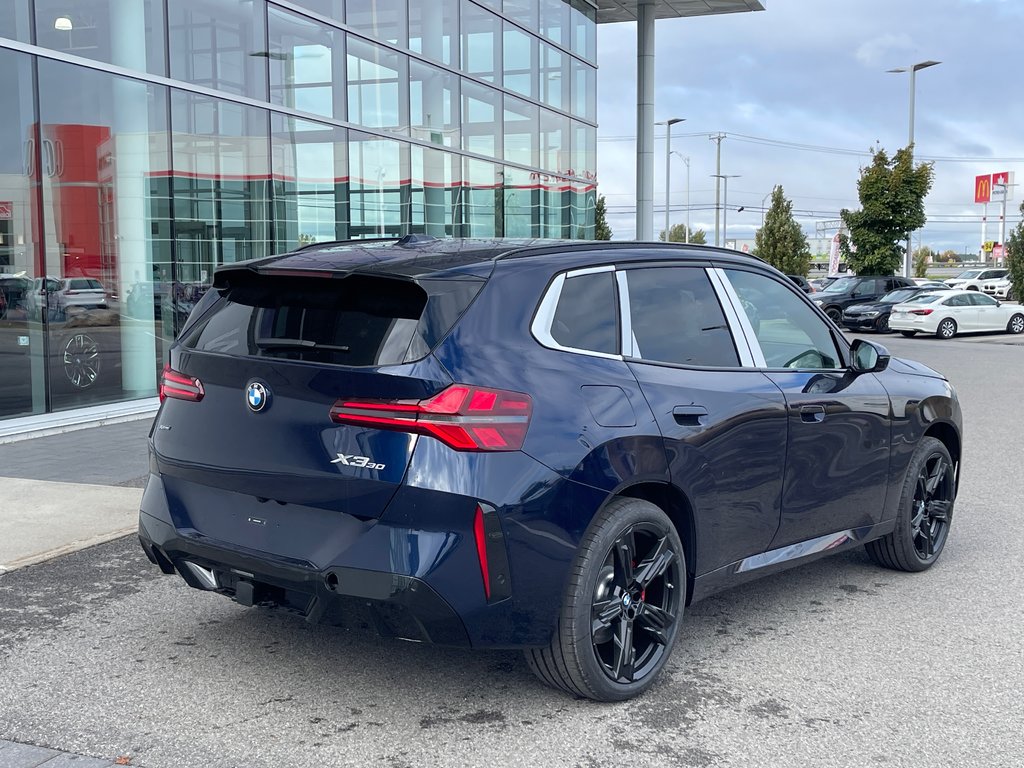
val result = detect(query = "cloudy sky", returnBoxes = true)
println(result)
[595,0,1024,255]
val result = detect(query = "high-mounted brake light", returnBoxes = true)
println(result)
[329,384,532,451]
[159,364,205,403]
[910,308,934,316]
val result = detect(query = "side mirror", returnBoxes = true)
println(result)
[851,338,890,374]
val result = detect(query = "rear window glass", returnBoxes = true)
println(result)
[182,273,482,367]
[550,271,619,355]
[70,278,102,290]
[905,295,942,305]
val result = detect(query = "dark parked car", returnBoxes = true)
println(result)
[813,274,916,322]
[787,274,814,293]
[841,285,951,333]
[139,238,962,701]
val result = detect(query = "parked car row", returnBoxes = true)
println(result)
[944,268,1007,292]
[889,290,1023,339]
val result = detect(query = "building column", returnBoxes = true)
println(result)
[111,0,157,395]
[635,0,656,241]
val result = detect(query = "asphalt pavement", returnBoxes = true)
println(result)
[1,335,1022,767]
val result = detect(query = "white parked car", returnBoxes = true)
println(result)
[944,268,1007,291]
[890,290,1024,339]
[980,276,1015,301]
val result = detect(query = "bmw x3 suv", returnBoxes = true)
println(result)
[139,237,962,701]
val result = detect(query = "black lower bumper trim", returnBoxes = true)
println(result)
[139,514,471,647]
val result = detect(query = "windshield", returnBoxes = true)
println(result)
[954,270,982,279]
[881,289,917,304]
[819,277,859,294]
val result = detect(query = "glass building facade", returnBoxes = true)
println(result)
[0,0,598,423]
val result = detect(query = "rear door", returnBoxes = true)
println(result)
[944,294,977,330]
[719,266,892,549]
[621,264,789,574]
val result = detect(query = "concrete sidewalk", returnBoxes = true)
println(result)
[0,418,152,574]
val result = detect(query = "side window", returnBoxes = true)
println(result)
[971,293,997,306]
[549,271,619,355]
[725,269,843,370]
[625,267,739,367]
[947,294,969,307]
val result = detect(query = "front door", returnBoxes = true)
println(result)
[719,266,892,548]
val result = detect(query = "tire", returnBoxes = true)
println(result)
[524,498,686,701]
[875,314,891,333]
[900,331,918,338]
[936,318,957,339]
[1007,313,1024,335]
[825,307,842,323]
[865,437,955,572]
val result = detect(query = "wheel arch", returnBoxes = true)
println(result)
[923,420,961,490]
[616,481,697,604]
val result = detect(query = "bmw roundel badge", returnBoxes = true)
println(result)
[246,381,269,412]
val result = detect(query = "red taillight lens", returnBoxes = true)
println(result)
[910,308,934,316]
[329,384,532,451]
[159,364,205,403]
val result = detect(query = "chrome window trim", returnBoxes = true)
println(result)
[614,270,634,357]
[530,270,623,361]
[707,267,765,368]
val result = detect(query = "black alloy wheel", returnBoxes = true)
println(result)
[1007,313,1024,335]
[525,498,685,701]
[876,313,891,333]
[866,437,955,572]
[825,307,842,323]
[62,333,101,389]
[936,318,957,339]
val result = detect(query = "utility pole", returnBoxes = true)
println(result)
[656,118,685,241]
[710,133,725,246]
[711,174,740,248]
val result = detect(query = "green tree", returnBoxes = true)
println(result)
[1006,201,1024,301]
[658,223,707,244]
[912,246,935,278]
[840,146,934,275]
[754,185,811,275]
[594,195,613,240]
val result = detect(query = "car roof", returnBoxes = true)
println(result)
[214,236,768,283]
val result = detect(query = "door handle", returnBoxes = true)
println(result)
[800,405,826,423]
[672,405,708,426]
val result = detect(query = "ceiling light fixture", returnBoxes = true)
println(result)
[54,16,73,31]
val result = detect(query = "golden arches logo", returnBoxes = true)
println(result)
[975,175,992,204]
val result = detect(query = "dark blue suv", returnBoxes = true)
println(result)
[139,238,962,701]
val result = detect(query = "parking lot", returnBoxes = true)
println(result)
[1,332,1022,768]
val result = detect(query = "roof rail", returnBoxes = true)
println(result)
[293,236,402,252]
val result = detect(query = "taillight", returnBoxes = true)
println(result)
[910,308,934,316]
[329,384,532,451]
[159,364,204,402]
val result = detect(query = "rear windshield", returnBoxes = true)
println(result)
[181,273,483,367]
[904,294,942,305]
[70,278,103,290]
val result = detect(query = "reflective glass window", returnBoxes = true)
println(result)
[462,79,502,159]
[539,0,569,44]
[411,61,460,148]
[552,271,618,355]
[271,114,349,251]
[504,0,539,30]
[571,120,596,180]
[169,0,268,99]
[35,0,166,75]
[725,269,842,370]
[540,43,568,111]
[503,22,536,99]
[268,6,346,120]
[0,49,44,419]
[348,0,407,47]
[461,158,498,238]
[171,91,271,285]
[462,1,501,84]
[411,146,461,237]
[504,96,538,168]
[37,59,173,411]
[571,182,595,239]
[348,37,407,132]
[410,0,458,67]
[0,0,32,42]
[541,181,569,239]
[540,109,569,174]
[349,132,407,238]
[287,0,345,24]
[502,167,536,238]
[570,0,596,61]
[627,268,739,367]
[572,58,597,122]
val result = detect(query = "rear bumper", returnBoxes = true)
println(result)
[139,507,472,646]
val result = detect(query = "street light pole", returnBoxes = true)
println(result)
[712,174,740,248]
[887,60,940,278]
[656,118,685,241]
[671,151,690,243]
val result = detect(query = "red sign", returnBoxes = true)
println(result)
[993,171,1011,187]
[992,244,1005,260]
[0,201,11,219]
[975,175,992,204]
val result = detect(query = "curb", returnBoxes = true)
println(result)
[0,528,136,575]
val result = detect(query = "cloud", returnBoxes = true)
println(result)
[855,33,916,67]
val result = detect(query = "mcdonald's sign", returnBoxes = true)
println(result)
[975,174,992,204]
